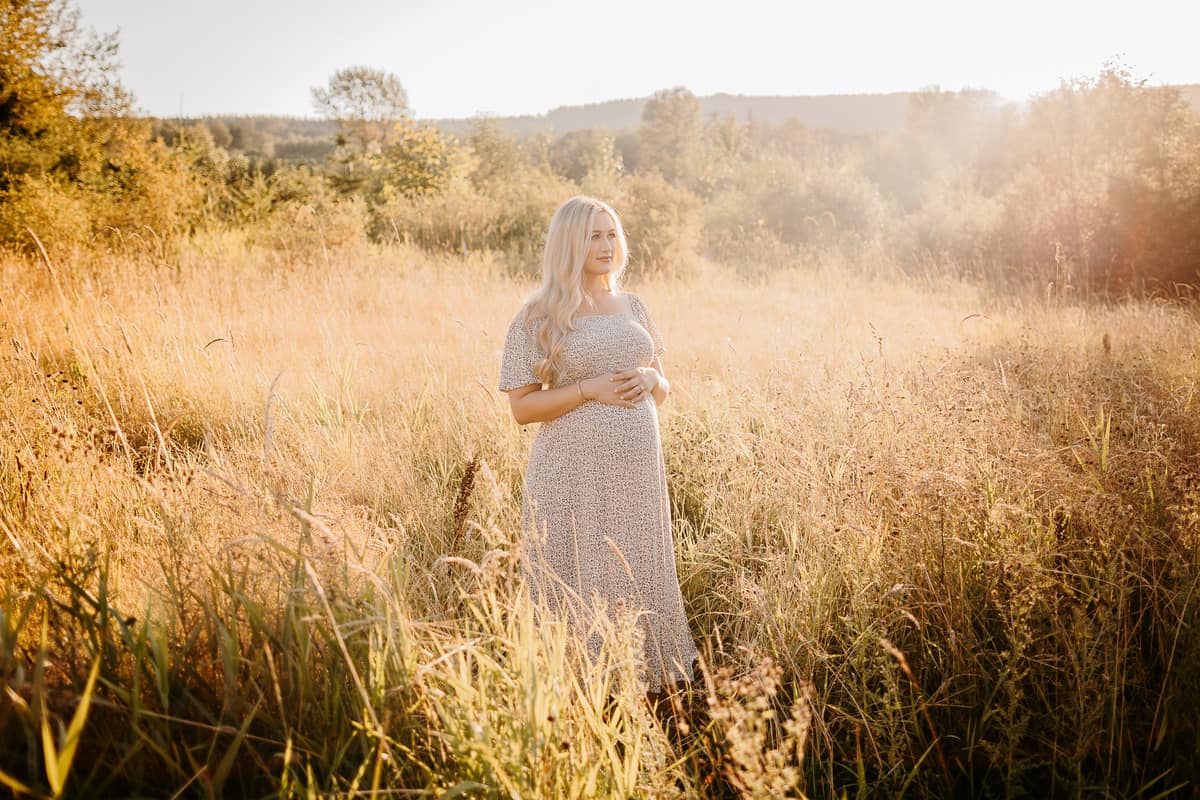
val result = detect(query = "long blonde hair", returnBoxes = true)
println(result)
[520,195,629,387]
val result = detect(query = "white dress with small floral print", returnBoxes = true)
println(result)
[498,292,699,690]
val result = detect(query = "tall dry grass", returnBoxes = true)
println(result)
[1,236,1198,797]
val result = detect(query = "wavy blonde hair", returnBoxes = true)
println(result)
[519,195,629,387]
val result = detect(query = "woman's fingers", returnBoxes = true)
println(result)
[608,370,645,405]
[619,382,645,399]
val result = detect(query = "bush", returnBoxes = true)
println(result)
[992,67,1200,295]
[615,172,702,278]
[87,120,208,242]
[370,169,573,275]
[246,195,368,261]
[702,187,799,277]
[0,175,92,252]
[759,164,896,251]
[904,168,1006,271]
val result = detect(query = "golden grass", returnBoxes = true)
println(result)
[1,237,1198,797]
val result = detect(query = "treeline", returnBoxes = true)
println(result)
[159,85,1200,149]
[142,92,919,162]
[156,116,338,161]
[3,0,1199,295]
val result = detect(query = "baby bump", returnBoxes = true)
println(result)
[524,401,660,527]
[532,400,659,471]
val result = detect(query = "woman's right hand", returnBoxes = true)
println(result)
[581,373,638,409]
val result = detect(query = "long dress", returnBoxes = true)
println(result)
[498,292,699,692]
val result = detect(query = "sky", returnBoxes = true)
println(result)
[76,0,1200,120]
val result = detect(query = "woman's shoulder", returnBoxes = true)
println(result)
[620,291,648,316]
[508,302,547,335]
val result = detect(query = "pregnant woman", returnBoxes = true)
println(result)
[498,195,700,698]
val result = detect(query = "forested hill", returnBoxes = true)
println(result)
[165,90,917,156]
[430,91,914,136]
[478,84,1200,137]
[160,90,918,161]
[167,85,1200,161]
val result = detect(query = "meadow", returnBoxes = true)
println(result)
[1,235,1198,798]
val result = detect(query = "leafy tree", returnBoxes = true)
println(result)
[618,172,702,277]
[613,130,641,174]
[204,118,233,149]
[638,86,700,185]
[521,129,555,173]
[0,0,204,249]
[378,119,454,200]
[549,129,623,182]
[227,120,274,155]
[312,66,410,154]
[465,117,528,190]
[1000,63,1200,292]
[694,113,752,196]
[312,66,446,199]
[1,0,131,183]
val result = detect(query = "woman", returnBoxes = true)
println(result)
[498,195,699,696]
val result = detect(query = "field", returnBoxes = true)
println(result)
[1,239,1198,798]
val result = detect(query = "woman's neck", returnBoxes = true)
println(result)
[582,275,611,299]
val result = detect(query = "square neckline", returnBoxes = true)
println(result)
[573,291,634,320]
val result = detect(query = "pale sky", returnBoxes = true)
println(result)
[77,0,1199,120]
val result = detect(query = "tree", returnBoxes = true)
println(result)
[905,87,1013,185]
[206,118,234,149]
[378,119,454,200]
[1,0,131,183]
[0,0,202,249]
[228,120,273,156]
[312,66,418,195]
[549,129,623,182]
[465,117,528,190]
[311,66,410,154]
[695,113,751,195]
[1001,63,1200,292]
[638,87,701,185]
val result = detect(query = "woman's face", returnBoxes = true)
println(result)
[582,211,618,277]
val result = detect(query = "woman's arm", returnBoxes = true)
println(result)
[505,374,637,424]
[505,382,584,425]
[648,357,669,407]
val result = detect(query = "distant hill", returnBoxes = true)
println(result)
[431,85,1200,138]
[428,91,914,137]
[166,86,1200,161]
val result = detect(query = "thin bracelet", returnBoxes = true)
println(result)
[577,380,586,401]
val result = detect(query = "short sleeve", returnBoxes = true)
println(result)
[498,309,544,391]
[629,293,666,359]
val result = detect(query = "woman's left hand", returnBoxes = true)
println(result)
[610,367,659,402]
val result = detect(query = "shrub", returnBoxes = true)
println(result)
[993,66,1200,295]
[246,196,368,260]
[904,168,1006,271]
[0,174,92,251]
[615,172,702,278]
[370,169,573,275]
[759,164,895,251]
[702,187,799,277]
